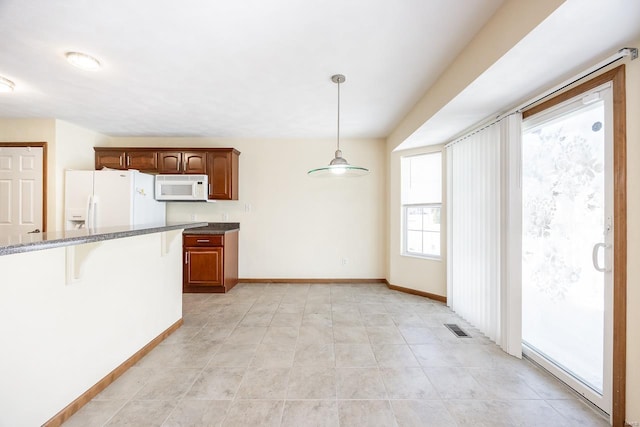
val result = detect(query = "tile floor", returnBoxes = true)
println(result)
[64,282,610,426]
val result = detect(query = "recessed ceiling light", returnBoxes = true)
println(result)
[0,76,15,92]
[65,51,101,71]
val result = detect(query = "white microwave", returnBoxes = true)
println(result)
[155,174,209,201]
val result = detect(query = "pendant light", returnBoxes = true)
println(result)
[307,74,369,177]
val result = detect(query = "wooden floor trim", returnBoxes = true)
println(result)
[237,278,448,304]
[43,318,183,427]
[238,278,387,284]
[385,280,447,304]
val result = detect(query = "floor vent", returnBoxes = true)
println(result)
[445,323,470,338]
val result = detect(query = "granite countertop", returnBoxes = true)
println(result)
[183,222,240,235]
[0,222,208,257]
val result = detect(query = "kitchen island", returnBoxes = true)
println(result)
[0,222,206,427]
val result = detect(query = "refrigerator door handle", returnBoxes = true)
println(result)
[85,195,92,229]
[91,196,98,229]
[87,196,97,229]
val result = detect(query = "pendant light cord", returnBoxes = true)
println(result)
[336,77,341,152]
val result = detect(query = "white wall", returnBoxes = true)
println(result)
[0,231,183,426]
[107,137,387,280]
[387,143,446,296]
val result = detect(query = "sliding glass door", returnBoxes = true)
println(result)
[521,84,613,414]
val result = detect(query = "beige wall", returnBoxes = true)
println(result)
[387,0,565,149]
[0,119,109,231]
[386,143,446,296]
[0,118,57,229]
[106,136,387,280]
[54,120,110,229]
[624,45,640,423]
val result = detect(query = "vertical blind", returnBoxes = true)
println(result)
[446,114,522,357]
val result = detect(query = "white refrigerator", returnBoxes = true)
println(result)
[64,170,166,230]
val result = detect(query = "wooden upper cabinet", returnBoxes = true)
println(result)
[158,152,183,173]
[95,149,157,171]
[95,150,126,170]
[207,150,239,200]
[183,152,206,174]
[126,151,157,171]
[94,147,239,200]
[158,151,206,174]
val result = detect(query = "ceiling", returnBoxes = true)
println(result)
[0,0,505,138]
[397,0,640,149]
[1,1,637,145]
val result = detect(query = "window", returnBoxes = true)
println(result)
[401,152,442,258]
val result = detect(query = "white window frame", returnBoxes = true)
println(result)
[402,202,442,259]
[401,152,442,260]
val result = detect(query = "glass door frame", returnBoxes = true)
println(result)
[521,82,613,414]
[521,65,627,426]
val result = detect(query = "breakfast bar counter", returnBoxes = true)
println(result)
[0,221,208,256]
[0,222,206,426]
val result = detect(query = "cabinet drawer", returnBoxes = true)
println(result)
[184,234,223,246]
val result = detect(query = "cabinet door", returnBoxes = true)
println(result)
[158,152,183,173]
[183,152,206,174]
[95,150,126,170]
[184,247,223,286]
[126,151,157,171]
[207,151,236,200]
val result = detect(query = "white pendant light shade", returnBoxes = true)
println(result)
[307,149,369,177]
[308,74,369,177]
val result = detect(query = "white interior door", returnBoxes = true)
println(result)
[521,84,613,415]
[0,146,44,237]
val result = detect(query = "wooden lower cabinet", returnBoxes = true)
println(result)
[185,247,223,286]
[183,231,238,293]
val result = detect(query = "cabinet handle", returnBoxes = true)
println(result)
[185,252,189,264]
[119,156,123,166]
[126,155,131,167]
[197,239,209,243]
